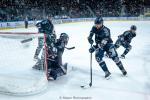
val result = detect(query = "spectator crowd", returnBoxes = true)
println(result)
[0,0,145,21]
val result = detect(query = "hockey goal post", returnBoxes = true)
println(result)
[0,31,48,96]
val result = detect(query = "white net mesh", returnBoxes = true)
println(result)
[0,32,48,96]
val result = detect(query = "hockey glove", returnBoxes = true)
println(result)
[120,37,124,41]
[88,37,94,44]
[89,46,96,53]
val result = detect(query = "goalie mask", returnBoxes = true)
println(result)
[60,33,69,45]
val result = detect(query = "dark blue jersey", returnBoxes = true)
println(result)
[89,25,113,44]
[36,19,54,34]
[120,30,136,43]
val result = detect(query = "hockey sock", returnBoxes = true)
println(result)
[116,61,127,73]
[123,47,131,55]
[99,61,109,72]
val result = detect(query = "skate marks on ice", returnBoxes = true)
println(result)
[46,65,150,99]
[79,67,150,100]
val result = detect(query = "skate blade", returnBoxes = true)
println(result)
[105,75,111,80]
[48,77,55,81]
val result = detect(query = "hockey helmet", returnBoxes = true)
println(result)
[130,25,137,31]
[60,33,69,44]
[94,17,103,24]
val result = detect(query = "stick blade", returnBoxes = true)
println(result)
[71,46,75,49]
[21,38,33,43]
[80,84,91,89]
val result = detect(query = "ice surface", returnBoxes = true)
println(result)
[0,31,48,96]
[0,21,150,100]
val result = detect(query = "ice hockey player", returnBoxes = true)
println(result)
[33,21,69,80]
[32,15,55,70]
[33,15,55,60]
[55,33,69,68]
[114,25,137,59]
[88,17,127,78]
[24,16,28,28]
[47,33,69,80]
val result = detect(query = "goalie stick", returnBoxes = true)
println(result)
[21,38,33,43]
[65,46,75,50]
[20,33,43,43]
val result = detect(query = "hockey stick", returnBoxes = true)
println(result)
[20,34,43,43]
[81,44,93,88]
[21,38,33,43]
[65,46,75,50]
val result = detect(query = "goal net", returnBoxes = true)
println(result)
[0,32,48,96]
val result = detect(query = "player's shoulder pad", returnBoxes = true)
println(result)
[36,22,42,27]
[103,26,110,35]
[123,30,130,36]
[103,26,110,31]
[41,19,49,24]
[92,25,96,29]
[90,26,96,32]
[132,32,136,37]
